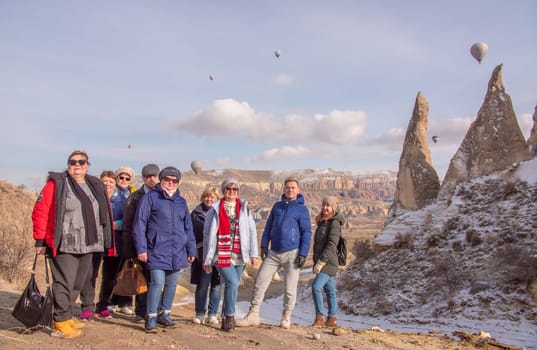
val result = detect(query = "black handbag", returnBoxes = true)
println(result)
[11,254,54,330]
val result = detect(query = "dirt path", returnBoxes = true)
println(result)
[0,288,521,350]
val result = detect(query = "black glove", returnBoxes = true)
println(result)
[261,247,268,260]
[294,255,306,269]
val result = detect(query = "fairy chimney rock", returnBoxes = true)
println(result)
[527,104,537,156]
[388,92,440,219]
[440,64,532,196]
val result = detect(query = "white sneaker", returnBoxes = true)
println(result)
[192,316,204,324]
[118,306,134,315]
[206,315,219,326]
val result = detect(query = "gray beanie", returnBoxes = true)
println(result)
[159,166,181,182]
[141,163,160,177]
[221,177,240,194]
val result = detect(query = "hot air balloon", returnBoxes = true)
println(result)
[209,74,214,81]
[128,144,132,150]
[274,50,281,58]
[190,160,203,174]
[432,135,439,144]
[470,42,488,64]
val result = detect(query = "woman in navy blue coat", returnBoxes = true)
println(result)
[132,166,197,333]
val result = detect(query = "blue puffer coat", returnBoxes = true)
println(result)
[260,193,312,257]
[132,185,196,271]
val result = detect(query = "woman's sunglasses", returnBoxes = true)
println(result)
[118,175,131,181]
[68,159,88,166]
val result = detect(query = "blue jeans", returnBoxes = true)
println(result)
[147,269,180,315]
[312,272,337,317]
[216,264,244,317]
[195,269,222,317]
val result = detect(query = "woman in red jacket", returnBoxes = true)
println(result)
[32,150,113,338]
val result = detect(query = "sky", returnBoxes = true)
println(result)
[1,1,536,190]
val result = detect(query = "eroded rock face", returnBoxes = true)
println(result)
[527,105,537,156]
[440,64,532,196]
[389,92,440,218]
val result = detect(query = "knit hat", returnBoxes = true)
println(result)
[159,166,181,182]
[141,163,160,177]
[322,196,339,210]
[221,177,240,194]
[115,166,135,181]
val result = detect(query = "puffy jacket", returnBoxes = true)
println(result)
[260,194,312,257]
[313,212,344,276]
[203,199,258,266]
[32,171,113,257]
[132,184,196,271]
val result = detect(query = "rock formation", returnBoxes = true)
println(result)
[440,64,532,196]
[388,91,439,220]
[527,104,537,156]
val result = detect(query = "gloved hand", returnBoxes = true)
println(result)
[260,247,269,260]
[313,261,326,275]
[294,255,306,269]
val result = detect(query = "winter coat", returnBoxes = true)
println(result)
[203,199,258,266]
[190,203,221,285]
[32,171,113,257]
[132,184,196,271]
[260,193,312,257]
[121,185,149,259]
[312,212,344,276]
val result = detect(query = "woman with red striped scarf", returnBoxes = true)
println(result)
[202,178,259,331]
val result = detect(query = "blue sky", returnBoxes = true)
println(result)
[1,1,536,190]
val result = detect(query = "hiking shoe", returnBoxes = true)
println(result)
[145,316,157,333]
[157,312,176,328]
[118,306,134,315]
[95,309,112,319]
[206,315,219,326]
[192,315,204,324]
[79,310,93,322]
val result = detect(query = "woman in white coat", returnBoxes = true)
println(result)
[203,177,258,331]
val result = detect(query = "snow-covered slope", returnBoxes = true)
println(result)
[334,158,537,349]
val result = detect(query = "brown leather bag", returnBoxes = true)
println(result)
[112,258,148,296]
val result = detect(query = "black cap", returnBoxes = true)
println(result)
[141,163,160,177]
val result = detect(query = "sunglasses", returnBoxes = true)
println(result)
[118,175,131,181]
[163,177,179,183]
[225,187,239,192]
[68,159,88,166]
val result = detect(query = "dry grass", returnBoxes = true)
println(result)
[0,181,36,286]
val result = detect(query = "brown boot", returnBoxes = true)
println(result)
[52,320,82,338]
[221,315,235,332]
[311,314,324,327]
[325,316,337,327]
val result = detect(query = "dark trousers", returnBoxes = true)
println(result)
[134,261,150,317]
[96,256,132,312]
[79,253,102,312]
[49,252,92,322]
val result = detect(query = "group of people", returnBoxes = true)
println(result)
[31,149,346,338]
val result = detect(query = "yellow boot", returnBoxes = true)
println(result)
[52,320,82,338]
[68,318,86,329]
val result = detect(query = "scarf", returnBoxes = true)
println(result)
[67,175,110,246]
[217,199,241,268]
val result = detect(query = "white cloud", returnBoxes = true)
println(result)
[177,99,367,145]
[251,145,311,162]
[272,74,295,86]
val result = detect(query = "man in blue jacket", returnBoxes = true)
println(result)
[236,177,311,329]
